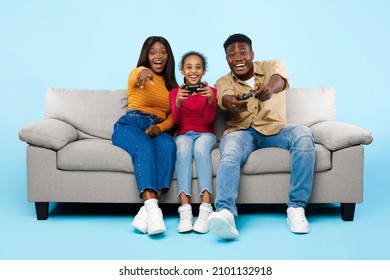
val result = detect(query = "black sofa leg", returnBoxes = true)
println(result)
[35,202,49,220]
[340,203,355,221]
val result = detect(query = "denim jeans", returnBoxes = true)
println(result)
[216,125,315,216]
[175,131,217,197]
[112,110,176,196]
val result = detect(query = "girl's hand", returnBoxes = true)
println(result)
[136,69,154,88]
[176,84,190,108]
[145,124,161,137]
[197,81,214,105]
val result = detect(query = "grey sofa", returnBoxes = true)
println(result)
[19,87,373,221]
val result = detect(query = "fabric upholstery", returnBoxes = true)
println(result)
[57,139,133,172]
[19,86,372,212]
[45,88,128,140]
[241,144,331,174]
[310,120,373,151]
[18,119,78,150]
[286,87,336,126]
[58,141,331,174]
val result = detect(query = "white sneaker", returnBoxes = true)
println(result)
[131,206,148,234]
[147,207,166,235]
[193,203,214,234]
[207,209,239,240]
[177,204,193,233]
[287,206,310,234]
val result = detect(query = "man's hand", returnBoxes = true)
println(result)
[254,83,273,102]
[145,125,161,137]
[222,95,248,113]
[253,74,286,101]
[137,69,154,88]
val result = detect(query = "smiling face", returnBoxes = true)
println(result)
[148,41,168,75]
[181,54,205,85]
[225,42,254,81]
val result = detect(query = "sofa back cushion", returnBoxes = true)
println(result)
[213,87,337,140]
[45,86,336,141]
[285,87,336,126]
[45,88,128,139]
[214,108,228,140]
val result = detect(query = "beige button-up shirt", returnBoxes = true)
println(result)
[215,60,289,136]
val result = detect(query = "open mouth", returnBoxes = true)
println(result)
[154,60,163,66]
[234,63,246,70]
[187,74,200,84]
[152,60,165,71]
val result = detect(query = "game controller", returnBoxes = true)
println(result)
[237,90,255,100]
[183,82,205,94]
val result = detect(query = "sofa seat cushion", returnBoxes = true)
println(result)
[57,139,133,172]
[241,144,331,174]
[58,139,331,175]
[57,139,218,176]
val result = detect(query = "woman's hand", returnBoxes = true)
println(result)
[136,69,154,88]
[145,124,161,137]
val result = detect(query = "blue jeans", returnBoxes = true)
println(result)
[175,131,216,196]
[216,125,315,216]
[112,110,176,196]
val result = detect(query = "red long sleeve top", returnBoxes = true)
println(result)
[169,87,217,136]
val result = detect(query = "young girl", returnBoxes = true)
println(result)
[112,36,178,235]
[169,51,217,233]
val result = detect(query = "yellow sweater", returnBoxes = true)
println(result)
[127,66,175,132]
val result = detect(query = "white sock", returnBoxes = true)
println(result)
[144,198,158,212]
[201,202,212,208]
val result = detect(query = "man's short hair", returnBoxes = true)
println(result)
[223,34,252,51]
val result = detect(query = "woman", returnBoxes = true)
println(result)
[112,36,178,235]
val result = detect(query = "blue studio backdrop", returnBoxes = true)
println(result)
[1,0,389,260]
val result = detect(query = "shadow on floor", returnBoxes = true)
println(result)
[48,202,342,219]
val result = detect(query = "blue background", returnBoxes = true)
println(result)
[1,0,389,259]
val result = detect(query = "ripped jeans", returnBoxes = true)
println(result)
[175,131,217,197]
[215,125,315,216]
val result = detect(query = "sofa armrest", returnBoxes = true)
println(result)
[19,119,78,150]
[310,120,373,151]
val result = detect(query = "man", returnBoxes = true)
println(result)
[207,34,315,240]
